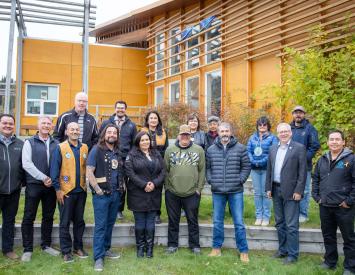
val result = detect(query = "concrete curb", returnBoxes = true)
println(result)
[1,223,343,254]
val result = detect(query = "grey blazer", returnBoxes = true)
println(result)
[265,140,307,200]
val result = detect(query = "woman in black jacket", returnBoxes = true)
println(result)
[187,113,206,149]
[125,131,166,258]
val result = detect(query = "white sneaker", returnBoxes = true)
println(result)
[21,252,32,262]
[261,220,270,226]
[43,246,60,256]
[299,216,309,223]
[254,219,262,226]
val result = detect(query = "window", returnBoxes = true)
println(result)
[205,70,221,116]
[206,20,221,63]
[186,77,199,109]
[170,28,180,75]
[154,86,164,106]
[155,33,165,80]
[25,84,59,116]
[186,25,200,70]
[169,82,180,104]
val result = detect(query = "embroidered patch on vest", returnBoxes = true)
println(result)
[63,176,70,182]
[65,152,71,159]
[83,153,87,159]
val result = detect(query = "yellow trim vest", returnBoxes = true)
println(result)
[59,141,88,195]
[141,127,167,146]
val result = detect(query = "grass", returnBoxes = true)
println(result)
[9,193,321,228]
[0,247,346,275]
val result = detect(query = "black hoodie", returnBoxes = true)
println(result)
[312,148,355,207]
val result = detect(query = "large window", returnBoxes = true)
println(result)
[25,84,59,116]
[169,81,180,104]
[155,33,165,80]
[186,25,200,70]
[170,28,180,75]
[205,70,221,116]
[154,86,164,106]
[206,20,221,63]
[186,76,199,109]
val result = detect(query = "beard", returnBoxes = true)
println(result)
[221,136,230,142]
[106,138,116,145]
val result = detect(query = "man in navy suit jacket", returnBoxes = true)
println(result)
[265,123,307,264]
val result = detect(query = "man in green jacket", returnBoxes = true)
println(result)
[164,124,205,255]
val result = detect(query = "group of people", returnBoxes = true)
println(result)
[0,92,354,274]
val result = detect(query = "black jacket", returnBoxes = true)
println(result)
[205,131,218,150]
[191,130,206,149]
[265,140,307,200]
[53,108,98,150]
[206,136,251,194]
[125,147,166,212]
[312,148,355,207]
[99,115,137,159]
[0,136,25,194]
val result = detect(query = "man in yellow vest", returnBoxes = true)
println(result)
[50,122,88,263]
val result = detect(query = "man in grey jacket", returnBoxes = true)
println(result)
[0,114,24,260]
[266,123,307,265]
[206,122,251,262]
[21,116,60,262]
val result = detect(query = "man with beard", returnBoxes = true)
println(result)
[21,116,60,262]
[50,122,89,263]
[290,106,320,223]
[100,100,137,219]
[312,130,355,274]
[164,125,205,255]
[0,114,25,260]
[206,123,251,262]
[87,124,124,272]
[54,92,98,151]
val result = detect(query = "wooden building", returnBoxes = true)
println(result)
[91,0,354,116]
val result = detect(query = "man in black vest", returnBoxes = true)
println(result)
[87,124,124,272]
[100,100,137,219]
[0,114,25,260]
[21,116,60,262]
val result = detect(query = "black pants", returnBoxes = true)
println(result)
[58,191,87,255]
[0,189,20,254]
[165,190,200,249]
[21,184,57,252]
[118,189,125,212]
[320,205,355,272]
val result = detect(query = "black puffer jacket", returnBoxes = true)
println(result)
[312,148,355,207]
[206,136,251,194]
[0,136,25,194]
[125,147,166,212]
[99,115,137,159]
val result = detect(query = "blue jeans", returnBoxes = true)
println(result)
[272,185,300,259]
[212,192,248,253]
[133,211,156,230]
[299,171,311,218]
[251,169,271,220]
[93,191,120,261]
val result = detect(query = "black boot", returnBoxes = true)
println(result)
[146,229,155,258]
[135,229,145,258]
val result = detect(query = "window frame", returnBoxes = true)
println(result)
[205,69,222,116]
[154,85,164,107]
[169,81,180,104]
[205,19,221,64]
[185,75,200,109]
[155,33,165,80]
[169,28,181,76]
[25,83,59,117]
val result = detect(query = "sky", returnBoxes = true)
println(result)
[0,0,158,77]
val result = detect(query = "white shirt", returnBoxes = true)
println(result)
[273,140,290,183]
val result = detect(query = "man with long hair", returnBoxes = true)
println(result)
[87,124,124,272]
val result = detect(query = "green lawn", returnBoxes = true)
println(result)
[11,193,321,228]
[0,247,345,275]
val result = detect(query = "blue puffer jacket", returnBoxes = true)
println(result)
[206,136,251,194]
[290,119,320,170]
[247,132,278,170]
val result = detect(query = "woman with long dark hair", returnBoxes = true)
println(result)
[247,116,278,226]
[125,131,166,258]
[141,110,169,224]
[187,113,206,149]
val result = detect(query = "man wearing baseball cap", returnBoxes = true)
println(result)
[164,124,206,255]
[290,106,320,223]
[205,116,221,150]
